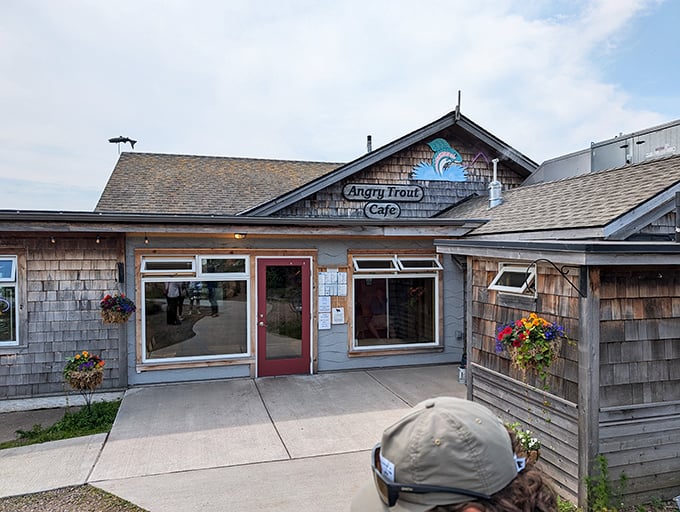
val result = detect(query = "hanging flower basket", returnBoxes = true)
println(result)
[67,367,104,390]
[100,309,132,324]
[496,313,566,381]
[100,293,136,324]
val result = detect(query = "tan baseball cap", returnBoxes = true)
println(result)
[351,397,519,511]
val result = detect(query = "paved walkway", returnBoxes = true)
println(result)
[0,365,466,511]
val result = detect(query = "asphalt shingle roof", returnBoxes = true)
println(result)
[440,154,680,235]
[95,152,342,215]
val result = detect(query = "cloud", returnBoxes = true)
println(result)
[0,0,674,210]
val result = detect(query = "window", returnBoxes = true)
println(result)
[199,256,247,276]
[140,255,250,363]
[352,254,440,350]
[141,258,195,274]
[488,264,535,295]
[0,256,18,346]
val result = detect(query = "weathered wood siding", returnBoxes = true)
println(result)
[277,128,525,218]
[470,258,580,402]
[598,267,680,503]
[468,257,582,500]
[0,235,126,399]
[473,364,580,501]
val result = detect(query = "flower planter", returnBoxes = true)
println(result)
[66,367,104,391]
[518,449,540,464]
[101,310,131,324]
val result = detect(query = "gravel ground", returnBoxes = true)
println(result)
[0,485,148,512]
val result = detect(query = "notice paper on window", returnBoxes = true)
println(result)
[332,307,345,324]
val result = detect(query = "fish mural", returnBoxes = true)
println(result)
[411,138,467,181]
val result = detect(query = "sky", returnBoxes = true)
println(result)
[1,0,679,212]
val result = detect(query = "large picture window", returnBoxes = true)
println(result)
[352,255,440,350]
[0,256,18,346]
[141,255,250,362]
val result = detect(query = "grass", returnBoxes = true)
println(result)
[0,400,121,450]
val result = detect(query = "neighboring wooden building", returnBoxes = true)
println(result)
[0,110,535,395]
[436,154,680,506]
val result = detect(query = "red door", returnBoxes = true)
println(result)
[256,258,311,377]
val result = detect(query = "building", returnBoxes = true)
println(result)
[436,153,680,505]
[0,110,534,393]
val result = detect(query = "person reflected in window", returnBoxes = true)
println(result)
[207,280,219,317]
[188,282,202,315]
[367,287,387,339]
[164,282,182,325]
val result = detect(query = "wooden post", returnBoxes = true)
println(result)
[465,255,474,401]
[577,266,600,507]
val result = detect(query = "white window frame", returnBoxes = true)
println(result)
[197,255,249,278]
[396,256,443,271]
[0,257,16,281]
[352,255,399,272]
[351,254,441,352]
[0,255,19,347]
[141,257,195,275]
[488,263,536,295]
[140,253,252,364]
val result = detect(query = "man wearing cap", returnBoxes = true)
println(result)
[352,397,557,512]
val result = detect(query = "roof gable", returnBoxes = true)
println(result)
[441,154,680,239]
[242,110,538,216]
[95,153,341,215]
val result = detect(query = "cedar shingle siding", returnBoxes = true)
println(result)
[0,236,125,399]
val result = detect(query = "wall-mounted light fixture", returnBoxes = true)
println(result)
[144,234,149,245]
[96,235,101,244]
[234,233,247,240]
[50,236,56,244]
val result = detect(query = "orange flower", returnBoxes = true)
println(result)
[75,354,81,359]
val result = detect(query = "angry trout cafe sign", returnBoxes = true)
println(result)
[343,184,424,202]
[343,184,424,219]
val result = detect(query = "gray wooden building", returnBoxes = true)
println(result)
[436,154,680,506]
[0,110,534,394]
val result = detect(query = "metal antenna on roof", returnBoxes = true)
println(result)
[108,136,137,154]
[455,90,461,121]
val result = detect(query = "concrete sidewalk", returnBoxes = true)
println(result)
[0,364,466,511]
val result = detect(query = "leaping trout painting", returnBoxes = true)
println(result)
[411,138,467,181]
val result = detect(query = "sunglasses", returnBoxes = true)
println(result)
[371,444,492,507]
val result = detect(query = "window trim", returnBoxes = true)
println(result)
[0,256,17,282]
[350,253,443,352]
[352,255,399,273]
[140,275,252,363]
[141,257,196,275]
[488,263,536,295]
[396,256,443,271]
[197,255,249,278]
[0,252,24,349]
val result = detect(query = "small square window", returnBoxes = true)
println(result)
[353,256,399,272]
[397,256,443,271]
[488,264,535,294]
[199,257,247,276]
[141,258,195,274]
[0,257,16,281]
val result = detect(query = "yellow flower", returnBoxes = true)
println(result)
[82,351,89,357]
[75,354,81,359]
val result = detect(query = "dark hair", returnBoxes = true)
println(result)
[431,465,557,512]
[432,429,558,512]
